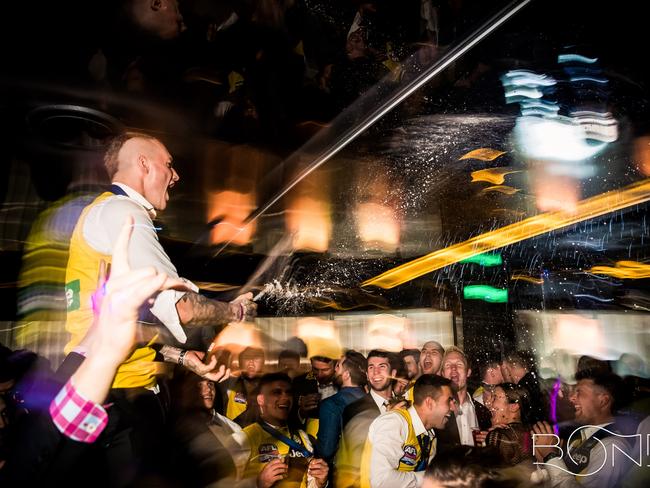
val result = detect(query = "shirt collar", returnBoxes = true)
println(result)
[113,182,157,219]
[408,405,429,437]
[581,422,614,440]
[370,389,389,411]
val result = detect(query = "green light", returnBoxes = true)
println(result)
[463,285,508,303]
[460,253,503,267]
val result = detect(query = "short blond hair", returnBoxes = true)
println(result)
[442,345,469,369]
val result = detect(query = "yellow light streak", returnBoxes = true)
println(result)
[480,185,520,195]
[510,274,544,285]
[460,148,507,161]
[588,261,650,279]
[363,179,650,289]
[471,167,521,185]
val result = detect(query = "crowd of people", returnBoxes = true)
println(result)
[4,296,650,487]
[1,3,650,486]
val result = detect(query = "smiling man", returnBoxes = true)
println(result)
[437,346,491,449]
[532,369,632,488]
[361,374,455,488]
[233,373,329,488]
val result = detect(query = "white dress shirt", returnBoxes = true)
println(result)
[370,389,389,414]
[543,422,632,488]
[367,405,434,488]
[82,183,197,343]
[455,394,479,446]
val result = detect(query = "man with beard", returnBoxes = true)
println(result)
[220,347,265,427]
[437,346,491,449]
[292,350,340,437]
[233,373,329,488]
[361,375,455,488]
[316,350,367,463]
[532,369,632,488]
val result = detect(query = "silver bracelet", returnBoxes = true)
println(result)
[178,349,187,366]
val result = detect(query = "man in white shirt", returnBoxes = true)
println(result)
[62,132,256,484]
[362,374,455,488]
[437,346,491,448]
[532,369,632,487]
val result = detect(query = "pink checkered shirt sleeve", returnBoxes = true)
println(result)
[49,379,108,443]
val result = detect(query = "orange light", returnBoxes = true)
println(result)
[460,148,506,161]
[471,167,520,185]
[510,274,544,285]
[357,202,400,250]
[363,179,650,289]
[285,196,331,252]
[588,261,650,279]
[366,314,413,351]
[207,190,256,245]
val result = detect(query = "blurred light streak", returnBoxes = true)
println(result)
[463,285,508,303]
[297,317,342,359]
[588,260,650,279]
[471,167,520,185]
[366,314,413,352]
[207,190,256,245]
[357,202,400,251]
[634,135,650,176]
[192,281,240,292]
[510,274,543,284]
[460,148,506,161]
[209,322,263,356]
[532,172,580,212]
[285,196,331,252]
[460,253,503,267]
[480,185,520,195]
[217,0,534,256]
[554,315,604,356]
[363,178,650,289]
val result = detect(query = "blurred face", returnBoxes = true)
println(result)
[142,139,179,211]
[334,357,347,387]
[424,385,455,430]
[485,365,504,385]
[311,359,335,385]
[489,386,515,425]
[420,343,443,375]
[198,379,215,410]
[441,352,471,394]
[367,356,394,393]
[500,361,513,383]
[278,356,300,375]
[240,352,264,379]
[403,354,419,379]
[570,379,607,424]
[258,380,293,426]
[135,0,185,40]
[482,385,497,410]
